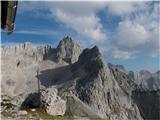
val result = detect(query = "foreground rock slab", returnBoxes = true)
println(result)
[41,86,66,116]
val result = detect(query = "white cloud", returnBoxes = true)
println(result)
[54,9,106,41]
[14,29,58,36]
[14,30,43,35]
[50,2,107,41]
[48,2,107,16]
[147,25,160,57]
[109,2,160,59]
[18,2,107,41]
[114,20,150,50]
[106,2,148,16]
[109,48,135,60]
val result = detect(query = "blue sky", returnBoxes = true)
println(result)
[1,1,160,72]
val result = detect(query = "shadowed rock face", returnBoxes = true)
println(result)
[60,46,143,120]
[65,95,100,118]
[71,46,106,79]
[1,37,159,120]
[132,90,160,120]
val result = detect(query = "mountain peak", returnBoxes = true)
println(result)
[58,36,74,45]
[76,46,105,73]
[108,63,126,73]
[139,70,151,74]
[56,36,81,64]
[78,46,102,62]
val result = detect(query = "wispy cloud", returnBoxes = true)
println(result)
[14,29,58,36]
[18,1,108,41]
[110,2,160,59]
[109,47,137,60]
[14,30,43,35]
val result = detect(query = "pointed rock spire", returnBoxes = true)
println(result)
[56,36,81,64]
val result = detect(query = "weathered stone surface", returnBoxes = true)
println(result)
[60,46,143,120]
[1,43,51,97]
[127,70,160,90]
[132,89,160,120]
[56,36,81,64]
[1,37,159,120]
[40,87,66,116]
[65,95,100,118]
[1,37,81,98]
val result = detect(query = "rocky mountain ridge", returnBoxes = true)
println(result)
[1,36,159,120]
[127,70,160,90]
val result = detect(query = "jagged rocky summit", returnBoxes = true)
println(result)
[1,36,160,120]
[127,70,160,90]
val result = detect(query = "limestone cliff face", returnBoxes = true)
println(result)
[40,86,66,116]
[59,46,142,120]
[127,70,160,90]
[56,36,81,64]
[1,37,159,120]
[1,43,49,97]
[1,37,81,97]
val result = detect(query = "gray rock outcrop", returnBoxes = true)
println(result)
[1,37,81,97]
[59,46,143,120]
[127,70,160,90]
[1,37,159,120]
[65,95,100,118]
[1,43,51,97]
[56,36,81,64]
[40,86,66,116]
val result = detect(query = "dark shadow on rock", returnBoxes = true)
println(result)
[43,47,58,62]
[42,45,76,64]
[37,65,73,87]
[132,89,160,120]
[20,92,40,110]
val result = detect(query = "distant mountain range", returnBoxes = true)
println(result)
[127,70,160,90]
[1,36,160,120]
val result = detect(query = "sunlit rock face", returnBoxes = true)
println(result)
[1,37,81,97]
[127,70,160,90]
[1,43,48,97]
[41,87,66,116]
[56,36,81,64]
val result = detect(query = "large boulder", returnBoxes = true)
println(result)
[40,87,66,116]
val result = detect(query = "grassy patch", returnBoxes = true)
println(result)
[90,118,103,120]
[28,107,73,120]
[28,108,103,120]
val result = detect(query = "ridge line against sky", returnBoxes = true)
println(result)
[1,1,160,72]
